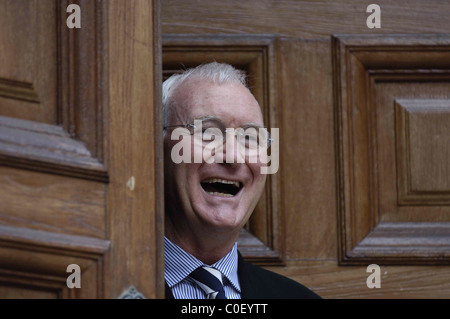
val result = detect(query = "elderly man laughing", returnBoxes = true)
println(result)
[163,62,320,299]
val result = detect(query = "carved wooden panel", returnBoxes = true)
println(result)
[0,166,105,238]
[395,99,450,205]
[0,1,110,298]
[162,0,450,298]
[163,35,282,265]
[0,0,106,182]
[333,34,450,264]
[0,0,57,124]
[0,0,164,299]
[0,225,109,299]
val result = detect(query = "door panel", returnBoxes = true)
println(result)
[0,0,164,299]
[162,0,450,298]
[333,35,450,264]
[163,35,282,265]
[0,0,57,124]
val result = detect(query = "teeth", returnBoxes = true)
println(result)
[206,192,234,197]
[202,178,241,188]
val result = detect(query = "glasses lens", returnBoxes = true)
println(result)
[190,119,272,150]
[233,127,271,149]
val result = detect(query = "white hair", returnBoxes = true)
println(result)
[162,62,248,127]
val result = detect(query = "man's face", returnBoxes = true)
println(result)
[164,79,267,237]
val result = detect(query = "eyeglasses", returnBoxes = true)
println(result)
[164,118,273,149]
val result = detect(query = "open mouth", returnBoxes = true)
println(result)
[200,178,243,197]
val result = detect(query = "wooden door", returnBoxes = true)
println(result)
[0,0,164,298]
[162,1,450,298]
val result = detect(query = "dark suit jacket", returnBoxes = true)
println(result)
[165,252,321,299]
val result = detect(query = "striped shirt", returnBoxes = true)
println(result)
[164,237,241,299]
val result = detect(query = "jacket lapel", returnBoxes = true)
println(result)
[237,251,255,299]
[165,282,174,299]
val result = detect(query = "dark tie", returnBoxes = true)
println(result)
[189,266,227,299]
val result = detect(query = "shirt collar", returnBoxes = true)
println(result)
[164,236,241,292]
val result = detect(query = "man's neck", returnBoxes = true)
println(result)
[165,217,239,265]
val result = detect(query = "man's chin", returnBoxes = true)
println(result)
[195,206,248,234]
[190,187,252,232]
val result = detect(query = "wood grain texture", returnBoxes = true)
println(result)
[104,0,164,299]
[0,224,109,299]
[0,284,58,299]
[0,0,163,299]
[0,0,111,299]
[58,0,105,160]
[333,34,450,264]
[395,99,450,204]
[0,0,107,181]
[278,39,337,261]
[0,166,105,239]
[0,79,39,103]
[267,261,450,298]
[0,116,107,182]
[0,0,57,124]
[162,0,450,38]
[0,224,110,255]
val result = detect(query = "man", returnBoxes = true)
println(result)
[163,62,320,299]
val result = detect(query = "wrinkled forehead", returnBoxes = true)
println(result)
[170,79,264,127]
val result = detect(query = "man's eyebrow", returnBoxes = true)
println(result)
[194,116,221,121]
[194,116,265,128]
[242,123,264,128]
